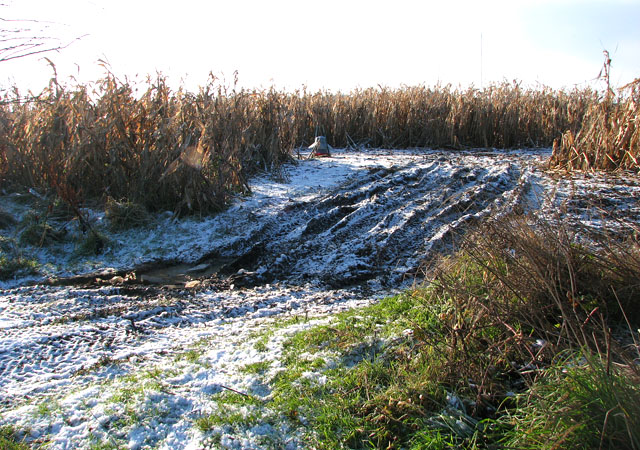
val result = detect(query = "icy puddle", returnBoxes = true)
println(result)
[1,148,638,449]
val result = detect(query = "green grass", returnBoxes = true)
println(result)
[177,348,203,364]
[76,230,110,256]
[503,353,640,449]
[0,234,38,279]
[282,293,427,356]
[195,399,263,434]
[106,369,170,406]
[105,373,162,410]
[253,335,269,352]
[110,405,140,429]
[240,361,272,374]
[1,212,635,449]
[249,314,315,352]
[271,314,311,329]
[99,374,169,448]
[269,293,481,449]
[18,221,66,247]
[88,439,125,450]
[0,235,17,253]
[35,399,59,418]
[213,390,264,407]
[195,411,256,432]
[108,385,144,405]
[0,426,30,450]
[0,254,38,280]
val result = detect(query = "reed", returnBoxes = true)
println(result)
[0,75,598,213]
[550,78,640,172]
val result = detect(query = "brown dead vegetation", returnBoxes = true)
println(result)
[0,72,615,213]
[550,78,640,172]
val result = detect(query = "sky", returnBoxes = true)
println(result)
[1,0,639,94]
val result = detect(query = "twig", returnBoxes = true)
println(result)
[128,318,139,333]
[219,384,251,398]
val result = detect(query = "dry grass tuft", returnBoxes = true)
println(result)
[449,214,639,352]
[419,211,640,415]
[105,198,150,231]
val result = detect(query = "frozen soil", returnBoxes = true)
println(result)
[1,148,639,449]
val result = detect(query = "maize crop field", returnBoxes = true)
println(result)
[2,74,637,215]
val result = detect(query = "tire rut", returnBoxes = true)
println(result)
[232,159,522,288]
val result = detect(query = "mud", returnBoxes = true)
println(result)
[222,159,524,288]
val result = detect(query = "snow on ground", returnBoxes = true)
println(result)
[1,148,639,449]
[0,149,424,285]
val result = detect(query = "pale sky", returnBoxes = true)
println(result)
[1,0,639,94]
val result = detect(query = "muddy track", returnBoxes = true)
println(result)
[221,159,522,288]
